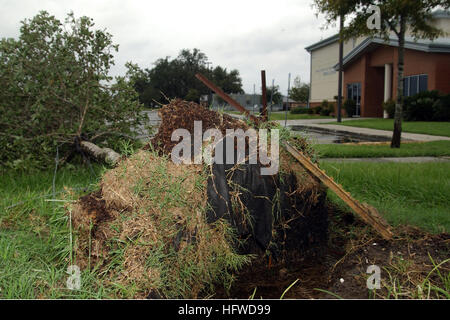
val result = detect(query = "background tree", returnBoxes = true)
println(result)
[313,0,450,148]
[131,49,244,107]
[265,85,283,106]
[0,11,146,168]
[289,76,310,103]
[211,66,244,94]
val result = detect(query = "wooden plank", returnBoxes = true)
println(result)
[284,142,394,240]
[195,73,260,124]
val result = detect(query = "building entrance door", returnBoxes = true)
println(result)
[347,83,361,116]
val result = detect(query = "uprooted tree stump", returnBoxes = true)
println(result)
[68,99,328,298]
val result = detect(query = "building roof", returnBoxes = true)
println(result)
[333,36,450,70]
[305,34,340,52]
[305,9,450,53]
[433,9,450,19]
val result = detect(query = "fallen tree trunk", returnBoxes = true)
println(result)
[80,140,121,166]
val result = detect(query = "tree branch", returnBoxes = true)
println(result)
[79,140,121,166]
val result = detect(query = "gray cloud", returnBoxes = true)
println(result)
[0,0,338,94]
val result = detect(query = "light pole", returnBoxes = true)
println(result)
[205,61,212,107]
[253,83,256,115]
[285,73,291,127]
[270,79,275,113]
[337,14,344,123]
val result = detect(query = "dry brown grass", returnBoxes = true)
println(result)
[69,150,250,298]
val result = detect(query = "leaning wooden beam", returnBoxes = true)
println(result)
[80,141,121,166]
[284,141,394,240]
[195,73,260,124]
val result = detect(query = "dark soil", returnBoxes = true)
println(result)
[214,204,450,299]
[78,190,111,225]
[74,190,114,239]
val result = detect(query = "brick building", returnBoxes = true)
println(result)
[305,10,450,117]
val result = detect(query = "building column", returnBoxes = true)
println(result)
[384,63,392,119]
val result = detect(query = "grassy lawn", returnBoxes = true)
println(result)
[321,161,450,234]
[315,141,450,158]
[324,119,450,137]
[0,165,107,298]
[1,160,449,298]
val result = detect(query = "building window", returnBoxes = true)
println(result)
[347,82,361,116]
[403,74,428,97]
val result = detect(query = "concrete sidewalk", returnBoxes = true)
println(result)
[283,120,450,142]
[275,117,362,126]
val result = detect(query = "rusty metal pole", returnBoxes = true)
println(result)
[261,70,268,121]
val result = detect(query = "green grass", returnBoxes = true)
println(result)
[0,155,249,299]
[0,164,110,298]
[2,157,449,298]
[320,161,450,234]
[324,119,450,137]
[315,141,450,158]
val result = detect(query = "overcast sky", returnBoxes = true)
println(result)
[0,0,339,94]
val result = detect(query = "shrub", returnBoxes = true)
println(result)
[290,107,309,114]
[319,100,335,116]
[382,100,396,119]
[317,100,329,116]
[432,94,450,121]
[404,90,440,121]
[344,99,356,117]
[314,106,322,114]
[328,102,335,116]
[307,108,315,114]
[321,100,330,109]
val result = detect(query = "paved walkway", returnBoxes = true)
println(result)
[281,119,450,142]
[275,117,362,125]
[321,156,450,163]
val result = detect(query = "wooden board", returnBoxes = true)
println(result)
[284,142,394,240]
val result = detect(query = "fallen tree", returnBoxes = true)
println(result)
[79,141,121,166]
[0,11,145,169]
